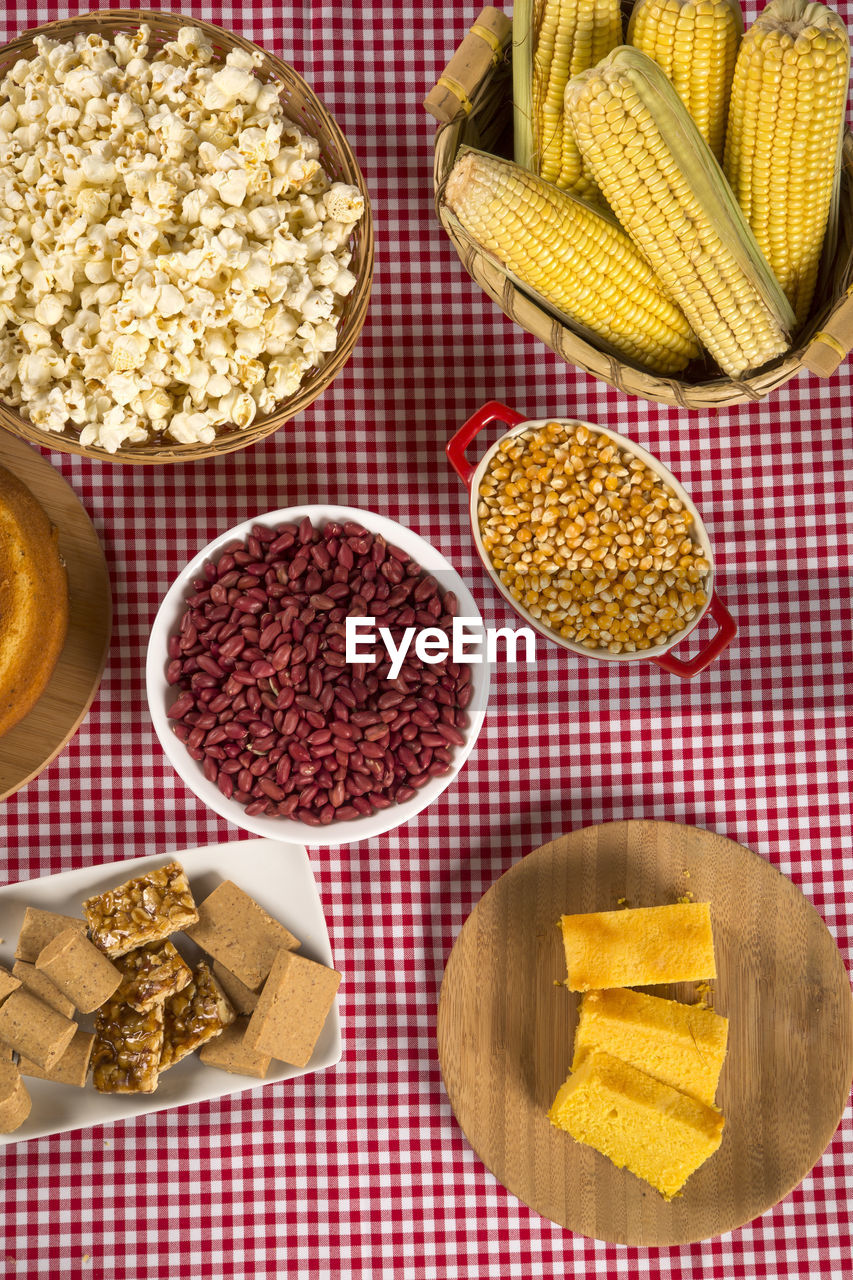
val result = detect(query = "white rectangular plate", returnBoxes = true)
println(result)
[0,838,341,1145]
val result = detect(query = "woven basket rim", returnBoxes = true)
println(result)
[432,47,853,409]
[0,10,374,463]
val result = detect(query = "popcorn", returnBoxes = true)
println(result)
[0,24,365,452]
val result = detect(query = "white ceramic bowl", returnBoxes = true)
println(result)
[146,506,490,844]
[448,401,736,679]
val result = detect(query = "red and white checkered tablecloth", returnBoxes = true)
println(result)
[0,0,851,1275]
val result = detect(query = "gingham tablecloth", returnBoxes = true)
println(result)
[0,1,851,1276]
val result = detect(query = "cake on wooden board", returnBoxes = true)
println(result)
[560,902,716,991]
[571,988,729,1107]
[0,463,68,737]
[548,1048,725,1200]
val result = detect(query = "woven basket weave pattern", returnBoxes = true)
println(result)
[0,9,374,463]
[432,45,853,408]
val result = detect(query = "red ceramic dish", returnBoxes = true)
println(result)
[447,401,736,679]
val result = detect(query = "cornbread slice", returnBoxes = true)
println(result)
[115,941,193,1013]
[92,999,164,1094]
[548,1048,724,1200]
[83,861,199,958]
[159,962,234,1071]
[185,881,300,990]
[560,902,716,991]
[572,988,729,1106]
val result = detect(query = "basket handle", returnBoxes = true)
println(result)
[423,7,512,125]
[801,287,853,378]
[650,592,737,679]
[447,400,526,488]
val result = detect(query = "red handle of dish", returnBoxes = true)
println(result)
[446,400,527,489]
[651,592,737,679]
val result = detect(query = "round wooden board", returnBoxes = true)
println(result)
[437,821,853,1245]
[0,433,112,799]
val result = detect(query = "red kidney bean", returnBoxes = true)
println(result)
[398,745,421,774]
[271,645,292,672]
[437,723,466,746]
[168,692,194,719]
[166,517,472,826]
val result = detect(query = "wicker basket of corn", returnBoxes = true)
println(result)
[426,4,853,408]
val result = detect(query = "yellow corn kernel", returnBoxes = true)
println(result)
[515,0,623,197]
[443,148,700,375]
[628,0,743,162]
[724,0,850,327]
[565,47,795,377]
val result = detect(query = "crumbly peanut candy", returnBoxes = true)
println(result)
[244,949,341,1068]
[92,999,164,1094]
[200,1016,272,1079]
[211,961,260,1016]
[185,880,300,990]
[36,927,122,1014]
[19,1030,95,1088]
[0,966,21,1004]
[12,961,76,1018]
[115,941,194,1013]
[14,908,87,963]
[0,987,77,1070]
[160,962,235,1071]
[0,1061,30,1133]
[83,861,199,958]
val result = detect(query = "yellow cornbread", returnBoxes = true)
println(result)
[572,988,728,1107]
[560,902,716,991]
[548,1048,724,1200]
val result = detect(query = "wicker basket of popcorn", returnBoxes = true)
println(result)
[0,9,373,463]
[426,6,853,409]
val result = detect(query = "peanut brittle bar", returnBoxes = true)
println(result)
[115,942,193,1013]
[159,962,234,1072]
[83,861,199,959]
[92,999,164,1094]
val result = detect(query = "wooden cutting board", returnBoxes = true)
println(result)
[437,821,853,1245]
[0,433,112,798]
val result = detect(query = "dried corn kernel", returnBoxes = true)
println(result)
[477,421,710,652]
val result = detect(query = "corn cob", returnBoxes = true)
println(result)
[443,148,700,375]
[627,0,743,161]
[565,47,795,378]
[724,0,850,328]
[514,0,623,197]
